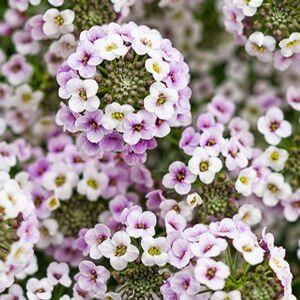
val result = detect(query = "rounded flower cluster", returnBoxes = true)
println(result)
[223,0,300,70]
[72,202,294,299]
[27,132,154,266]
[56,22,191,162]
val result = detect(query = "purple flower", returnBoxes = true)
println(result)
[169,270,201,297]
[68,41,102,78]
[199,128,224,157]
[75,228,90,256]
[179,127,200,156]
[130,164,153,189]
[162,161,196,195]
[76,133,102,157]
[100,131,124,152]
[77,261,109,294]
[123,111,156,145]
[47,262,71,287]
[207,95,235,124]
[1,54,33,85]
[123,145,147,166]
[28,158,50,182]
[165,61,190,90]
[56,103,80,133]
[168,235,193,269]
[75,111,105,143]
[126,209,156,238]
[146,189,166,211]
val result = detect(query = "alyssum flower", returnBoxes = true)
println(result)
[56,22,191,164]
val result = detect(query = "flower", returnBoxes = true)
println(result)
[144,82,178,120]
[84,224,111,259]
[233,0,263,17]
[75,110,105,143]
[255,172,292,207]
[279,32,300,58]
[42,163,78,200]
[233,232,264,265]
[77,260,109,293]
[263,146,288,171]
[0,179,28,220]
[286,86,300,111]
[126,210,156,238]
[67,41,102,78]
[257,107,292,145]
[188,147,222,184]
[191,232,228,258]
[66,78,100,113]
[145,57,170,81]
[235,167,258,197]
[42,9,74,37]
[163,161,196,195]
[169,270,201,298]
[123,111,156,145]
[245,32,276,63]
[99,231,139,270]
[141,236,169,266]
[194,258,230,290]
[77,166,109,201]
[102,103,134,131]
[94,33,128,61]
[46,262,71,287]
[1,54,33,86]
[211,290,241,300]
[26,278,53,300]
[186,192,202,208]
[233,204,262,226]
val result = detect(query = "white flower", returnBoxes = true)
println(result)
[102,102,134,131]
[26,278,53,300]
[257,107,292,145]
[77,166,109,201]
[37,219,63,249]
[13,84,43,111]
[233,204,262,226]
[264,146,288,172]
[141,236,169,267]
[66,78,100,113]
[233,0,263,16]
[43,9,74,37]
[235,167,258,197]
[279,32,300,58]
[233,232,264,265]
[99,231,139,270]
[0,179,28,220]
[42,163,78,200]
[186,192,202,208]
[144,82,178,120]
[211,290,241,300]
[132,26,162,57]
[94,34,128,61]
[145,57,170,82]
[245,32,276,62]
[46,195,60,211]
[255,172,292,207]
[188,147,222,184]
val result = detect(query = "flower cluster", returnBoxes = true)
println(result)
[56,22,191,162]
[223,0,300,70]
[0,140,39,293]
